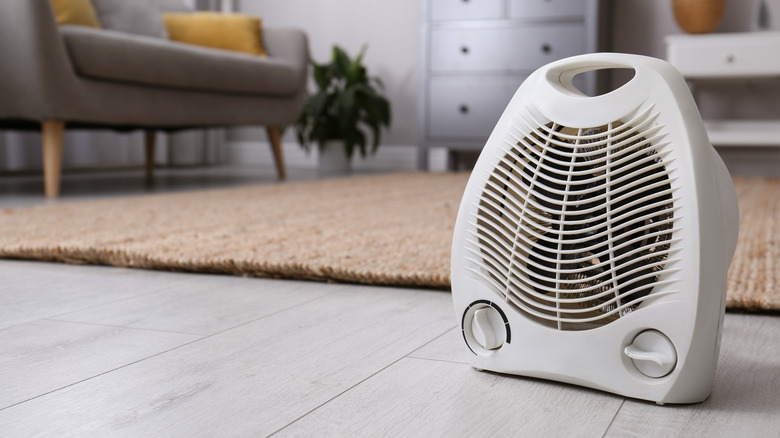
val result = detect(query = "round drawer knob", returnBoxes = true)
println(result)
[725,53,734,63]
[541,44,552,54]
[461,46,469,54]
[459,105,469,114]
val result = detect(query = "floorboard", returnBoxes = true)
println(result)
[0,282,454,437]
[0,261,191,330]
[408,326,470,364]
[50,275,330,335]
[0,319,197,409]
[274,357,624,437]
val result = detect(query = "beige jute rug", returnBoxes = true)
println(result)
[0,172,777,312]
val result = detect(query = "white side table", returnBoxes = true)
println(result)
[666,32,780,147]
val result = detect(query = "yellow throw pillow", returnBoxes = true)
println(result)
[50,0,101,28]
[163,12,268,57]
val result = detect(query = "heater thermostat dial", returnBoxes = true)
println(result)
[471,307,505,350]
[625,330,677,378]
[462,301,510,354]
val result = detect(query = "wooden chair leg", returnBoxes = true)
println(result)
[144,129,156,184]
[42,120,65,198]
[265,126,286,180]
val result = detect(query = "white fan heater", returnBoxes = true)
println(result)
[451,53,739,404]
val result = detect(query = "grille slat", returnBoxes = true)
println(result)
[502,253,679,294]
[493,146,675,206]
[506,274,680,312]
[508,242,681,282]
[470,106,679,330]
[524,211,679,251]
[500,284,679,325]
[483,174,680,229]
[467,224,516,257]
[513,265,683,301]
[522,105,658,147]
[511,125,668,170]
[513,138,671,183]
[466,241,512,272]
[502,197,679,237]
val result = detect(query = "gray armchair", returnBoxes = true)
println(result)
[0,0,309,197]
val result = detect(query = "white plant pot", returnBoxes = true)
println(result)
[318,142,352,177]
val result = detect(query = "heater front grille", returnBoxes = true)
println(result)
[467,106,681,331]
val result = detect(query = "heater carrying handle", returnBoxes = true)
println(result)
[531,53,686,127]
[543,52,674,97]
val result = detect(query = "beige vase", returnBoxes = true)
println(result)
[672,0,727,34]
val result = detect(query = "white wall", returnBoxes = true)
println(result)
[233,0,419,146]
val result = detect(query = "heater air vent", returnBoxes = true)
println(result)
[467,106,681,331]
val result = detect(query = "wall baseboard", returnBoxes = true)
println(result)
[717,147,780,177]
[224,141,449,172]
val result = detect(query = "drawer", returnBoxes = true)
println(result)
[509,0,588,19]
[429,23,585,73]
[666,32,780,79]
[430,0,505,21]
[427,76,527,139]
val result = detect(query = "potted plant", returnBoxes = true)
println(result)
[295,45,391,175]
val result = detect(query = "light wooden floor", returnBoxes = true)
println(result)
[1,166,779,437]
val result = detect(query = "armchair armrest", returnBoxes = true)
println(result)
[0,0,81,121]
[263,27,309,91]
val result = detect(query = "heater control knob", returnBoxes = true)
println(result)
[625,330,677,378]
[471,307,506,350]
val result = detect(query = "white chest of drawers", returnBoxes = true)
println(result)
[418,0,607,169]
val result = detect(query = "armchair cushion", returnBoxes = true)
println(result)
[60,26,301,96]
[163,12,268,57]
[91,0,168,38]
[155,0,192,13]
[50,0,101,28]
[90,0,191,39]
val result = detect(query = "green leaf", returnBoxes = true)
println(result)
[332,46,351,78]
[309,92,329,118]
[312,62,330,90]
[348,45,368,86]
[376,96,391,126]
[354,45,367,68]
